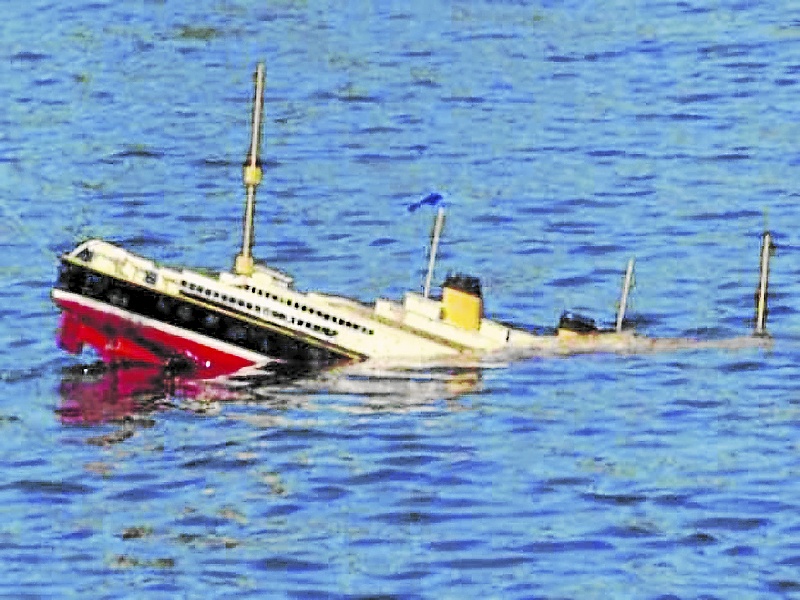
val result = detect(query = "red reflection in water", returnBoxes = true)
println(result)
[56,364,204,424]
[56,362,313,425]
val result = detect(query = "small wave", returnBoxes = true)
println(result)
[671,93,722,104]
[429,539,482,552]
[587,149,628,158]
[767,580,800,593]
[111,146,164,160]
[441,95,485,104]
[520,539,614,553]
[6,479,94,495]
[456,32,520,42]
[584,50,626,62]
[724,61,769,70]
[11,51,49,62]
[691,517,770,531]
[568,243,623,256]
[596,522,662,538]
[546,54,578,63]
[710,152,751,161]
[254,556,327,573]
[680,532,717,546]
[724,545,757,556]
[586,492,648,506]
[175,25,223,41]
[699,43,758,58]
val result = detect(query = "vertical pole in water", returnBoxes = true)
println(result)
[235,62,266,276]
[423,207,446,298]
[755,231,773,336]
[616,258,635,333]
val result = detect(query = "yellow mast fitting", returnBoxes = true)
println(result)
[235,62,266,276]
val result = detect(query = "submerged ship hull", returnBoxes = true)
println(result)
[53,260,351,377]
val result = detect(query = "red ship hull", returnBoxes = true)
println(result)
[53,289,269,378]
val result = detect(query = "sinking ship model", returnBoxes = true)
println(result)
[52,63,774,378]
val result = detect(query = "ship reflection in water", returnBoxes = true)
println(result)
[56,361,483,428]
[57,363,210,426]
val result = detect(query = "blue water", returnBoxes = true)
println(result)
[3,0,800,597]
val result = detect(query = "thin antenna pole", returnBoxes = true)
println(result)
[755,231,773,336]
[423,207,445,298]
[616,257,635,333]
[235,62,266,276]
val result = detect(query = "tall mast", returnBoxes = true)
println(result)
[754,231,773,336]
[234,62,266,276]
[615,258,635,333]
[423,207,445,298]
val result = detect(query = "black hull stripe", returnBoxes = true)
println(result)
[56,260,361,365]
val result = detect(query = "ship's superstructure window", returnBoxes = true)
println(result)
[178,279,375,338]
[244,284,374,335]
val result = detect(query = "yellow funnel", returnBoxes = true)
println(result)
[442,275,482,331]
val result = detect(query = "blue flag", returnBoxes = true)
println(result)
[408,192,443,213]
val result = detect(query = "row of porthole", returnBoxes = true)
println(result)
[243,283,375,336]
[184,281,259,311]
[291,317,338,337]
[181,280,341,338]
